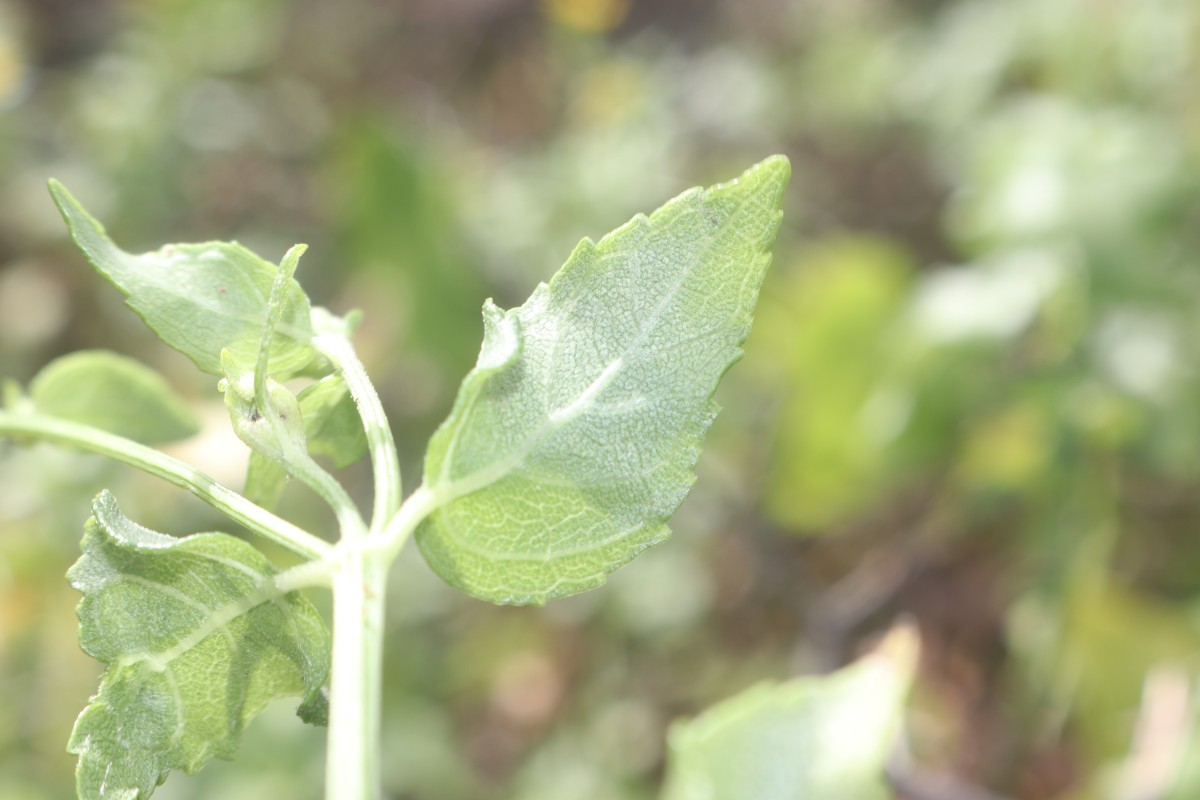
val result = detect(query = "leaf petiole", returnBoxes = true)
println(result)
[0,410,333,560]
[376,484,439,560]
[313,329,403,532]
[227,244,368,539]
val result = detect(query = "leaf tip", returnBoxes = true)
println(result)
[46,178,123,264]
[46,178,80,220]
[758,153,791,178]
[477,299,522,371]
[280,243,308,278]
[745,154,791,202]
[297,686,329,726]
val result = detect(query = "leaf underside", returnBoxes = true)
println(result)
[48,181,320,379]
[243,451,289,509]
[416,156,790,604]
[240,375,367,508]
[30,350,199,444]
[67,492,330,800]
[297,375,369,468]
[661,627,917,800]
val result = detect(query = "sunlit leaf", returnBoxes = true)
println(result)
[30,350,198,444]
[416,156,789,604]
[661,626,917,800]
[49,181,320,378]
[67,492,330,799]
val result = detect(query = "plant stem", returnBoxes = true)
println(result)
[314,333,402,532]
[321,487,442,799]
[377,484,438,560]
[326,550,388,800]
[0,410,333,560]
[279,437,368,540]
[248,245,367,539]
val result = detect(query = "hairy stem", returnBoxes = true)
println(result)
[279,436,368,539]
[251,246,367,539]
[326,551,388,800]
[314,333,402,533]
[0,410,333,560]
[377,484,439,560]
[321,486,442,799]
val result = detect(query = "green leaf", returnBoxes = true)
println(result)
[416,156,789,604]
[30,350,199,444]
[661,626,918,800]
[67,491,330,800]
[244,451,288,510]
[240,376,367,508]
[2,378,22,410]
[220,350,307,465]
[298,376,368,468]
[48,181,320,378]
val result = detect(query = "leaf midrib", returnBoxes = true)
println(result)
[109,547,298,672]
[429,188,750,514]
[101,246,313,345]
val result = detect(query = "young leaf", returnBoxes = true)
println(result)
[48,181,321,378]
[68,491,330,800]
[220,350,307,466]
[660,626,918,800]
[240,377,367,510]
[416,156,789,604]
[30,350,199,444]
[298,375,369,468]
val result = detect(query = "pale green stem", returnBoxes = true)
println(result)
[322,486,441,800]
[376,484,439,560]
[326,552,388,800]
[274,556,336,592]
[313,333,402,532]
[249,245,367,540]
[279,437,368,539]
[0,410,333,560]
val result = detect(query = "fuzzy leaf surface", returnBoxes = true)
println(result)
[240,376,366,508]
[299,376,368,468]
[661,627,917,800]
[49,181,320,378]
[68,492,330,799]
[220,351,307,466]
[30,350,198,444]
[417,156,789,604]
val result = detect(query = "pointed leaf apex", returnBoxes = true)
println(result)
[46,177,71,206]
[418,159,788,603]
[757,153,791,179]
[477,300,522,372]
[720,155,790,200]
[280,243,308,277]
[49,184,321,378]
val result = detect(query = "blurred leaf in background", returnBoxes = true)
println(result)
[662,625,917,800]
[6,0,1200,798]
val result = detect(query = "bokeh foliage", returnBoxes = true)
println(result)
[3,0,1200,798]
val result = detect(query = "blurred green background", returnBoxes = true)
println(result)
[3,0,1200,798]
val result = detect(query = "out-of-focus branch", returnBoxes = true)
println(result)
[1114,665,1193,800]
